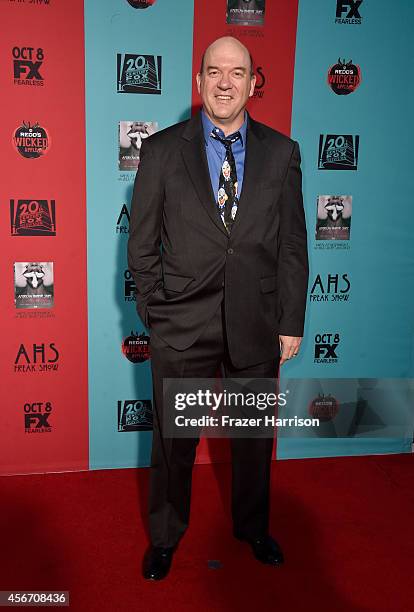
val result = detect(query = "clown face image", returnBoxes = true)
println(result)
[218,187,228,211]
[222,160,231,180]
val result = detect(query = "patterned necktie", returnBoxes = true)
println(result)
[211,131,241,234]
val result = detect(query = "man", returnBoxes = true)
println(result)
[128,36,308,580]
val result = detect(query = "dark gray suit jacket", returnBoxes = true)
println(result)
[127,112,308,368]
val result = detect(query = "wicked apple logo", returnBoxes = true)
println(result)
[309,394,339,421]
[122,331,150,363]
[126,0,156,7]
[327,58,361,95]
[13,121,50,158]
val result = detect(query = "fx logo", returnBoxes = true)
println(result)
[124,269,136,301]
[13,47,44,81]
[25,413,51,428]
[314,344,338,359]
[24,401,52,431]
[314,333,340,361]
[336,0,363,21]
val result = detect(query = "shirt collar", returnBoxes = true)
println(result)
[201,109,247,148]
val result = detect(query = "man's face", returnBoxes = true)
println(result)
[196,39,256,130]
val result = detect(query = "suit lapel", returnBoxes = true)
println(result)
[181,115,229,237]
[180,113,267,237]
[230,116,266,234]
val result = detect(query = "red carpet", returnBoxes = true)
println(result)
[1,454,413,611]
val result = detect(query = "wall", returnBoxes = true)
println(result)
[1,0,413,474]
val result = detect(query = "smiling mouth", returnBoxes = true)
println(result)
[216,95,233,101]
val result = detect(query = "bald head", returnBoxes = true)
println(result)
[199,36,254,76]
[196,36,256,135]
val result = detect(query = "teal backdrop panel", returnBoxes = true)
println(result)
[281,0,414,459]
[85,0,195,469]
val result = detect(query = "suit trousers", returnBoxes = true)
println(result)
[148,300,280,548]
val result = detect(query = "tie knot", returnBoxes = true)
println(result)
[211,130,241,149]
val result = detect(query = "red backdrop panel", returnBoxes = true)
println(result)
[0,0,88,474]
[191,0,299,462]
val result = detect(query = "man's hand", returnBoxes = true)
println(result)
[279,335,303,365]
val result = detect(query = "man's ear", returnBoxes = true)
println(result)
[196,72,201,94]
[249,74,257,97]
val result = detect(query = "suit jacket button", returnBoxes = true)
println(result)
[227,248,234,254]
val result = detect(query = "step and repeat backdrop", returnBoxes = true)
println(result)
[1,0,413,474]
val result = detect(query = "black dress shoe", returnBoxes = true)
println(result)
[142,545,175,580]
[236,534,284,565]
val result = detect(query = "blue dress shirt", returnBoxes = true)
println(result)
[201,110,247,201]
